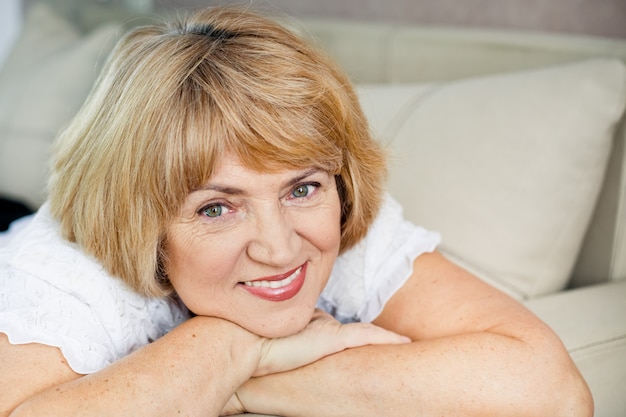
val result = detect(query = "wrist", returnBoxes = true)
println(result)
[182,316,264,385]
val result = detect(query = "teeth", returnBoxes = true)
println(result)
[244,266,302,289]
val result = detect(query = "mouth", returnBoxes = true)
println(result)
[238,263,307,302]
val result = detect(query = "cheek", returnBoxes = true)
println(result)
[322,215,342,251]
[164,231,244,316]
[303,202,342,254]
[165,227,238,289]
[164,227,202,277]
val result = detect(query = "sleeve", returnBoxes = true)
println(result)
[0,262,116,374]
[0,206,189,375]
[317,193,441,323]
[0,259,188,375]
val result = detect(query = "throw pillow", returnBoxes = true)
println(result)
[357,59,626,299]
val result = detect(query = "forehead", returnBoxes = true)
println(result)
[207,153,323,187]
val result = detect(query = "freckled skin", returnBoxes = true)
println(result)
[166,154,342,338]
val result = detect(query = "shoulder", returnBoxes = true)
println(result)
[318,194,440,323]
[0,204,190,374]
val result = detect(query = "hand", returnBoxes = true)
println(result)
[221,309,410,415]
[255,309,410,377]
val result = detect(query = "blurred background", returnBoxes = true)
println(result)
[14,0,626,38]
[1,0,625,86]
[157,0,626,38]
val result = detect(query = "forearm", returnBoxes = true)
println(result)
[10,316,261,417]
[237,332,590,417]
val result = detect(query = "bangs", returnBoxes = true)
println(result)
[222,100,346,174]
[171,52,347,194]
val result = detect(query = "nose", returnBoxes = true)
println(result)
[246,203,302,267]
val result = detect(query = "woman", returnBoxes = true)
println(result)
[0,6,591,416]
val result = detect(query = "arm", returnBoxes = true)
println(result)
[232,251,593,417]
[1,311,406,417]
[2,316,261,417]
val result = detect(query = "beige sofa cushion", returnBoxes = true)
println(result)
[358,59,626,299]
[0,4,119,209]
[525,280,626,417]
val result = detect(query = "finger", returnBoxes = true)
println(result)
[338,322,412,349]
[254,313,410,376]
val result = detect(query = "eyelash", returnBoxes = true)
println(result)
[289,182,320,200]
[198,201,231,220]
[197,182,322,220]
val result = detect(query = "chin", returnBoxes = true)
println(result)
[240,306,316,339]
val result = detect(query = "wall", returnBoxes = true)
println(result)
[21,0,626,39]
[0,0,22,68]
[156,0,626,39]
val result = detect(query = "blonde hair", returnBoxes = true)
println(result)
[48,7,386,297]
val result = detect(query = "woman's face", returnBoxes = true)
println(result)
[166,153,342,338]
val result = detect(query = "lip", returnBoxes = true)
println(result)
[238,262,307,302]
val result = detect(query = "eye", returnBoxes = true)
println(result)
[200,204,225,218]
[291,183,317,198]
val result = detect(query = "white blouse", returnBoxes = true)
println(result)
[0,194,440,374]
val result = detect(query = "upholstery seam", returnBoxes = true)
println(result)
[569,333,626,353]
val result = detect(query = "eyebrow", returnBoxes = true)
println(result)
[194,168,322,195]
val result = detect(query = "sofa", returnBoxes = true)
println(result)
[1,2,625,416]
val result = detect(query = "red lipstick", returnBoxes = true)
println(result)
[239,263,307,301]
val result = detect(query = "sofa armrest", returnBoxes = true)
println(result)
[524,281,626,417]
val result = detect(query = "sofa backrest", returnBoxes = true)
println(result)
[296,19,626,83]
[297,20,626,295]
[576,115,626,287]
